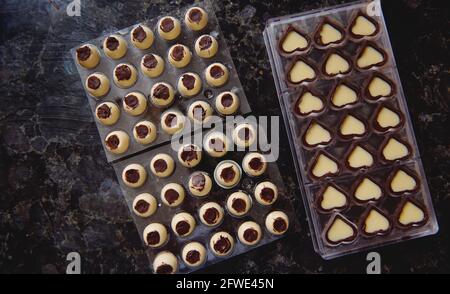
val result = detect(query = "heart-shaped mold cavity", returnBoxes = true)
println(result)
[317,184,348,212]
[373,105,403,132]
[294,89,325,116]
[302,120,332,148]
[397,199,428,228]
[325,215,357,245]
[356,42,387,70]
[349,12,379,38]
[322,51,352,77]
[388,167,419,195]
[353,176,383,203]
[309,151,340,179]
[338,113,367,139]
[345,144,375,170]
[380,136,411,162]
[361,207,392,237]
[330,81,359,108]
[286,57,317,84]
[314,19,345,46]
[365,73,395,100]
[279,26,310,54]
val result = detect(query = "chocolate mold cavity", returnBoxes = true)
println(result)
[396,198,428,228]
[315,183,348,213]
[372,104,404,132]
[278,26,310,55]
[344,143,376,171]
[322,49,352,77]
[349,11,380,39]
[352,176,383,204]
[364,72,396,100]
[360,206,392,237]
[302,120,332,148]
[379,135,412,163]
[308,151,340,180]
[324,214,358,246]
[338,112,367,140]
[286,57,318,85]
[387,167,420,195]
[329,80,360,109]
[314,18,345,47]
[294,88,325,116]
[356,41,388,70]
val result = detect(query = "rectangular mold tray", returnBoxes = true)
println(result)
[263,0,438,259]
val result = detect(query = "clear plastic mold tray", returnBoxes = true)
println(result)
[70,0,251,163]
[263,0,438,259]
[112,123,297,273]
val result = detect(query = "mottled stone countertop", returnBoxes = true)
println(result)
[0,0,448,274]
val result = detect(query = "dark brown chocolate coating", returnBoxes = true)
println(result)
[124,94,139,108]
[115,65,132,81]
[203,207,219,224]
[143,54,158,69]
[96,104,111,119]
[76,46,91,61]
[199,36,212,50]
[153,159,168,173]
[135,125,149,139]
[213,236,231,254]
[132,26,147,42]
[171,45,185,61]
[87,76,101,90]
[134,199,150,214]
[164,189,179,205]
[125,169,140,183]
[106,36,119,51]
[160,18,174,33]
[105,135,119,150]
[243,228,259,243]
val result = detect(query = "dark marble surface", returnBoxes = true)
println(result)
[0,0,448,274]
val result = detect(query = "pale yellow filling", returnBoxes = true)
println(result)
[354,178,382,201]
[304,122,331,146]
[369,77,392,97]
[382,138,409,161]
[312,154,338,178]
[327,217,355,243]
[376,107,400,129]
[347,145,373,169]
[352,15,377,36]
[297,92,324,114]
[320,185,347,210]
[332,84,357,107]
[289,60,316,83]
[282,31,308,52]
[319,23,342,44]
[364,209,390,234]
[399,201,425,226]
[357,46,384,68]
[390,170,417,193]
[340,115,365,136]
[325,53,350,75]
